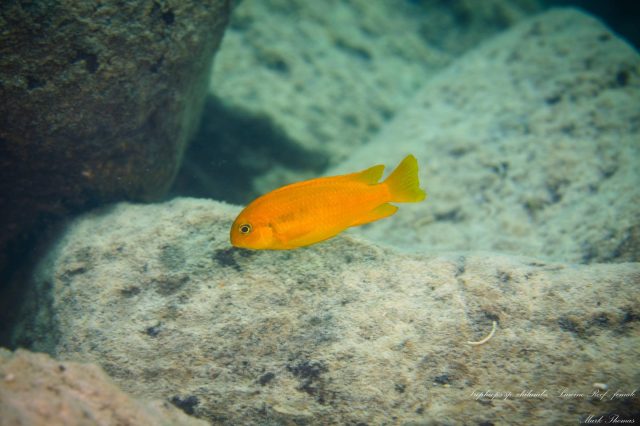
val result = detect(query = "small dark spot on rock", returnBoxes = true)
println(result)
[380,108,393,121]
[71,50,99,74]
[523,199,544,217]
[162,9,175,25]
[581,242,598,264]
[546,179,567,204]
[435,208,463,222]
[600,163,618,179]
[598,33,611,42]
[150,56,164,73]
[548,186,564,203]
[159,245,186,270]
[506,51,521,62]
[258,372,275,386]
[561,124,575,135]
[342,114,358,126]
[394,383,406,393]
[484,312,500,322]
[265,56,290,74]
[497,271,511,283]
[334,38,371,61]
[154,275,189,296]
[455,256,466,277]
[169,395,199,416]
[214,248,242,271]
[286,360,327,379]
[26,76,45,90]
[150,2,160,16]
[590,313,609,327]
[145,323,162,337]
[545,94,561,105]
[434,374,450,385]
[615,70,629,87]
[621,308,639,324]
[610,224,640,262]
[65,266,86,277]
[120,286,140,297]
[449,147,468,157]
[308,316,322,326]
[299,380,317,396]
[285,359,331,402]
[558,316,582,335]
[489,162,509,178]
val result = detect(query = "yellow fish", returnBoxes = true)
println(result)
[230,154,426,250]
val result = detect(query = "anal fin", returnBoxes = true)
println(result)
[349,203,398,227]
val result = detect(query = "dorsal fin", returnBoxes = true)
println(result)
[252,163,385,202]
[352,164,385,184]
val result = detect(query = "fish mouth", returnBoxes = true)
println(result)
[229,233,241,248]
[229,233,252,249]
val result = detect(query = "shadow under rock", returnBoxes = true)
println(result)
[170,95,329,205]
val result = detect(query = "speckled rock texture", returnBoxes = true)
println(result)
[10,198,640,425]
[0,0,229,277]
[332,8,640,264]
[0,348,207,426]
[201,0,541,196]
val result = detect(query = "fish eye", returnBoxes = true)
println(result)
[239,223,252,234]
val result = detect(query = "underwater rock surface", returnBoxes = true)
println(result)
[0,1,229,277]
[208,0,541,192]
[0,348,207,426]
[333,8,640,264]
[11,198,640,425]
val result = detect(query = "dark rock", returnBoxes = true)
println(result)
[0,0,230,281]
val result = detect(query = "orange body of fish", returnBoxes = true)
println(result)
[230,154,426,250]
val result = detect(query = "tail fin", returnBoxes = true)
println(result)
[383,154,426,203]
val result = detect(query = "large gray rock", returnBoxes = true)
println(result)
[0,0,229,277]
[0,348,207,426]
[332,8,640,264]
[10,198,640,425]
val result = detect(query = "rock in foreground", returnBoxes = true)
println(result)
[11,198,640,425]
[0,348,207,426]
